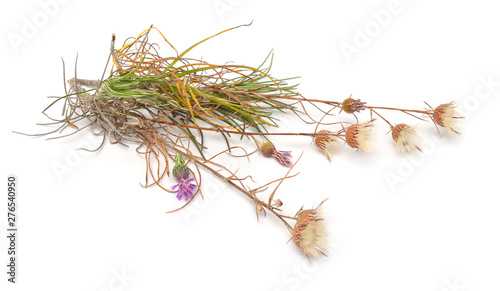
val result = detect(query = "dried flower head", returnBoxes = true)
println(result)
[313,130,339,162]
[432,101,464,134]
[391,124,422,153]
[171,153,197,201]
[257,141,293,167]
[292,200,328,259]
[341,95,366,114]
[275,199,283,208]
[345,121,374,152]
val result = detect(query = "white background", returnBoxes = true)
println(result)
[1,0,500,290]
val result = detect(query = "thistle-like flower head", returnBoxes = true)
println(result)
[313,130,339,162]
[345,120,374,152]
[341,95,366,114]
[391,124,422,153]
[292,200,328,259]
[432,101,464,134]
[171,153,197,201]
[258,141,293,167]
[172,153,189,180]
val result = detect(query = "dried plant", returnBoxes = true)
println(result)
[19,23,465,259]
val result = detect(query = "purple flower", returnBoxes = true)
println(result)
[172,178,197,201]
[276,150,293,167]
[171,153,197,201]
[258,141,293,167]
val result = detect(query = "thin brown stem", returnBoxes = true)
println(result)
[366,105,431,115]
[268,152,303,206]
[269,96,432,115]
[167,145,295,233]
[370,109,393,128]
[151,119,342,137]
